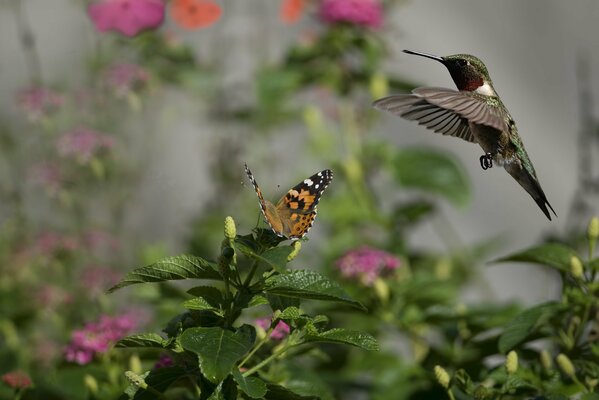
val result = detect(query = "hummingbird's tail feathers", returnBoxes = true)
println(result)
[505,164,556,221]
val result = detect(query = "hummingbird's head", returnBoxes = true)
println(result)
[404,50,495,95]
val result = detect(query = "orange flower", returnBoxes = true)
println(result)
[280,0,304,24]
[170,0,221,30]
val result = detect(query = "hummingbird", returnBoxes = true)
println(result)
[373,49,556,220]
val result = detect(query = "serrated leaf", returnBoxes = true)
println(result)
[305,329,379,351]
[187,286,224,307]
[247,295,269,308]
[115,333,165,349]
[128,367,186,400]
[108,255,221,293]
[267,294,300,312]
[279,306,302,321]
[183,297,223,315]
[180,325,255,383]
[498,302,560,353]
[264,270,365,310]
[265,384,320,400]
[236,242,293,273]
[232,369,267,399]
[493,243,578,272]
[394,147,470,207]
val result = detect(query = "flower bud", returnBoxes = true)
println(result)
[125,371,147,389]
[570,256,584,279]
[540,350,552,371]
[84,374,99,394]
[589,217,599,240]
[434,365,450,389]
[373,277,390,303]
[556,353,575,378]
[129,354,142,374]
[287,241,301,262]
[224,216,236,241]
[505,350,518,375]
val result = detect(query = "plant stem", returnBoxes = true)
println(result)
[242,344,290,377]
[446,388,456,400]
[238,329,273,368]
[242,260,258,287]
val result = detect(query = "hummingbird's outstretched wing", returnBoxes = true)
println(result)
[373,87,507,142]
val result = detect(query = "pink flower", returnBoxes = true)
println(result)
[1,371,32,389]
[65,314,138,365]
[57,127,115,163]
[29,162,63,194]
[16,86,63,121]
[255,318,291,340]
[336,246,400,285]
[154,353,174,369]
[104,63,149,97]
[34,232,79,256]
[318,0,383,29]
[88,0,165,37]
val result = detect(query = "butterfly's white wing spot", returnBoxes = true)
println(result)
[304,178,314,186]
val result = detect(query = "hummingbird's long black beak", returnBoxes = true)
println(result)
[403,49,445,63]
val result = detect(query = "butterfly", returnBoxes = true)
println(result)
[245,164,333,240]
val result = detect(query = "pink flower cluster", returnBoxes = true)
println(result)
[154,353,174,369]
[255,318,291,340]
[1,370,32,389]
[105,63,149,97]
[336,246,400,285]
[65,314,138,365]
[88,0,165,37]
[57,127,115,163]
[318,0,383,29]
[16,86,63,121]
[35,231,78,256]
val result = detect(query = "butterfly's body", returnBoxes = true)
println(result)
[373,50,556,220]
[245,165,332,240]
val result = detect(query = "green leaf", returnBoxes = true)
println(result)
[235,241,293,273]
[264,270,365,310]
[183,297,223,315]
[267,294,300,312]
[232,369,267,399]
[493,243,578,272]
[393,147,470,207]
[206,375,238,400]
[581,394,599,400]
[305,328,379,351]
[279,306,302,321]
[265,384,319,400]
[498,302,560,353]
[247,294,269,308]
[108,255,221,292]
[128,367,187,400]
[180,325,255,383]
[115,333,165,349]
[187,286,224,307]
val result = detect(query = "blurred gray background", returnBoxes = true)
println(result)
[1,0,598,303]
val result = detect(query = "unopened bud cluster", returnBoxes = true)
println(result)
[556,353,576,378]
[569,256,584,280]
[434,365,450,389]
[505,350,518,374]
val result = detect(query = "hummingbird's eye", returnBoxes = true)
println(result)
[457,59,468,67]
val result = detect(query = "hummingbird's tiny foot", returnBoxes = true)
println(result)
[479,153,493,170]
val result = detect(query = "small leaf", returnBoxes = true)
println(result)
[183,297,223,315]
[247,295,269,308]
[493,243,578,272]
[232,369,267,399]
[498,302,560,353]
[264,270,365,310]
[108,255,221,292]
[115,333,165,349]
[187,286,224,307]
[265,384,320,400]
[394,147,470,207]
[279,306,302,321]
[180,326,255,384]
[304,329,379,351]
[127,366,187,400]
[259,247,294,272]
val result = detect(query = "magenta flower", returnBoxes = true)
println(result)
[318,0,383,29]
[88,0,165,37]
[29,162,63,194]
[57,127,115,164]
[16,86,63,121]
[154,353,174,369]
[65,314,138,365]
[255,318,291,340]
[336,246,400,285]
[1,371,32,390]
[104,63,149,97]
